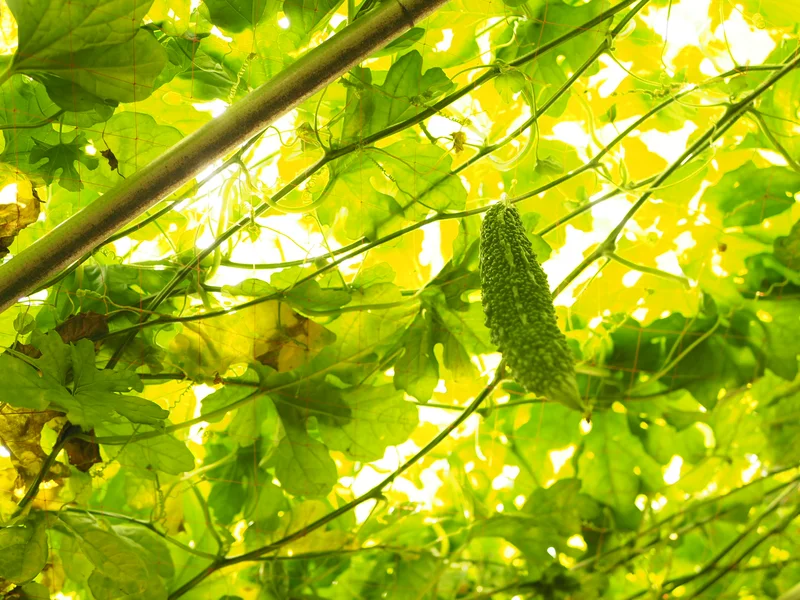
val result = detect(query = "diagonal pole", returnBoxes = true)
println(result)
[0,0,448,313]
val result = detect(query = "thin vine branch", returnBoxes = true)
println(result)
[553,53,800,299]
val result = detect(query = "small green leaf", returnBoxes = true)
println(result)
[370,140,467,215]
[272,415,337,497]
[702,161,800,227]
[28,132,99,192]
[494,70,527,103]
[98,424,195,474]
[200,375,259,423]
[7,0,167,104]
[67,339,168,428]
[319,384,418,461]
[577,412,663,529]
[0,514,48,584]
[271,268,352,311]
[103,112,183,177]
[284,0,341,38]
[394,310,438,402]
[203,0,268,33]
[208,465,248,524]
[0,351,71,411]
[223,278,277,297]
[56,512,167,599]
[774,218,800,270]
[13,313,35,335]
[112,525,175,581]
[341,51,454,143]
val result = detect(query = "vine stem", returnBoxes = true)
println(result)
[748,108,800,172]
[166,362,506,599]
[684,504,800,599]
[570,467,800,571]
[0,109,65,131]
[606,251,691,287]
[622,479,800,600]
[553,52,800,299]
[452,0,649,177]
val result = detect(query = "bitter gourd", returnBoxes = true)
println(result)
[480,202,584,412]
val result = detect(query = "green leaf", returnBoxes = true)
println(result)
[272,409,337,497]
[645,420,707,466]
[319,384,418,461]
[98,424,195,474]
[0,351,71,411]
[103,112,184,177]
[430,294,492,357]
[28,132,99,192]
[369,140,467,215]
[0,514,48,584]
[271,267,352,311]
[702,162,800,227]
[513,402,583,485]
[256,365,352,421]
[8,0,153,62]
[341,51,453,143]
[15,582,51,599]
[29,329,82,382]
[475,479,596,565]
[606,313,755,408]
[497,0,605,117]
[742,299,800,381]
[56,512,167,600]
[243,478,285,525]
[112,525,175,581]
[203,0,268,33]
[206,445,254,524]
[373,27,425,58]
[47,263,185,318]
[321,163,407,240]
[65,338,168,428]
[200,375,260,423]
[0,75,57,127]
[752,371,800,465]
[284,0,341,38]
[774,218,800,270]
[494,70,527,103]
[577,412,663,529]
[209,471,248,525]
[223,278,277,297]
[31,72,118,113]
[13,312,35,335]
[6,0,167,104]
[393,310,438,402]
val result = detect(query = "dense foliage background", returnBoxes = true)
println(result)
[0,0,798,598]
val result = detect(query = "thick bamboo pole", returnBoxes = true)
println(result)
[0,0,447,313]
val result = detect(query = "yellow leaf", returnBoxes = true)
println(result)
[168,301,335,379]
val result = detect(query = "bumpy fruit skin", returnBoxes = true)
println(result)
[480,202,584,412]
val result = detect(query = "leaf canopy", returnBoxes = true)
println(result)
[0,0,798,599]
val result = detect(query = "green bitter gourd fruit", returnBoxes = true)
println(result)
[479,201,584,412]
